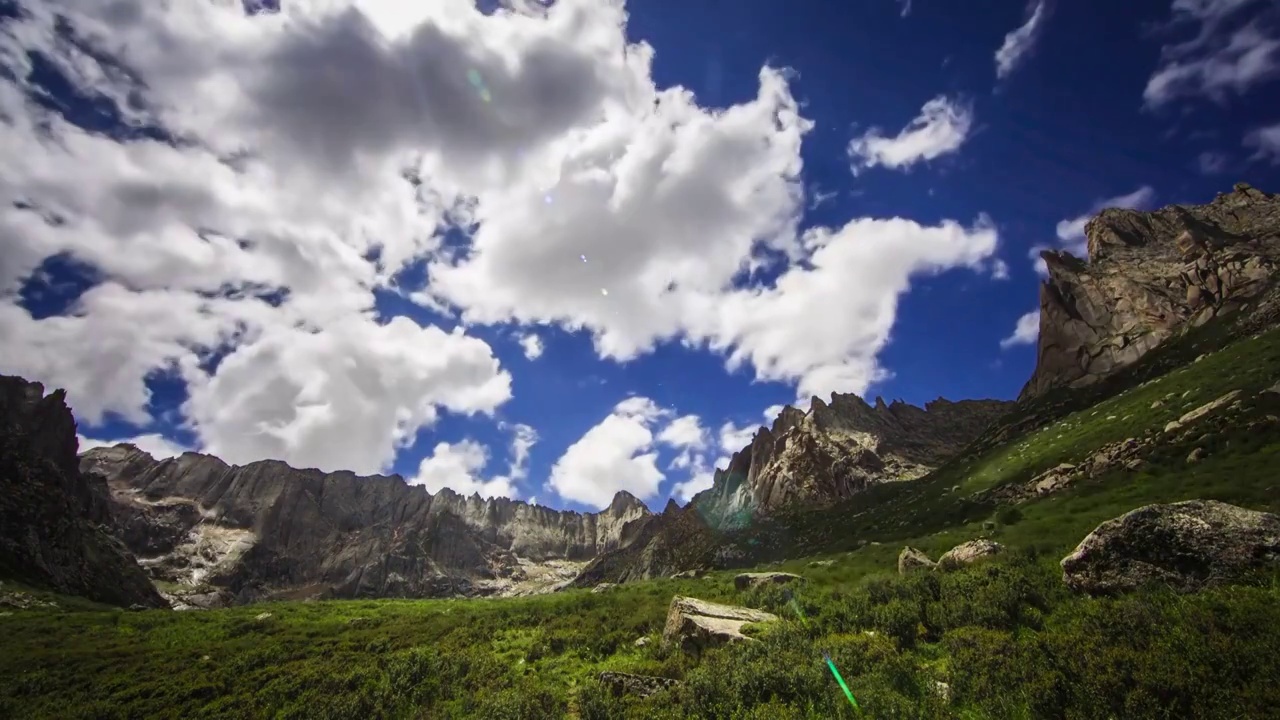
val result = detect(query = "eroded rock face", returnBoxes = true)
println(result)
[0,376,167,608]
[662,596,778,656]
[81,443,652,604]
[1061,500,1280,595]
[1023,183,1280,399]
[689,395,1012,529]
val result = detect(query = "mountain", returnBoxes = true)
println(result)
[573,394,1012,585]
[1022,182,1280,399]
[79,444,652,606]
[0,376,167,608]
[689,395,1013,530]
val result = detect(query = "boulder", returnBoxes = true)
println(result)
[733,572,805,592]
[597,671,680,698]
[937,540,1004,570]
[898,546,935,574]
[671,569,704,579]
[662,596,778,656]
[1164,390,1242,434]
[591,583,616,594]
[1061,500,1280,595]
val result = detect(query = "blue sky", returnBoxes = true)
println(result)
[3,0,1279,514]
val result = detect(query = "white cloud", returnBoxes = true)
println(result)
[897,0,913,18]
[990,258,1011,280]
[1244,121,1280,163]
[670,467,716,504]
[408,440,517,499]
[718,420,758,453]
[518,332,544,360]
[656,413,707,450]
[1030,186,1156,275]
[995,0,1049,80]
[762,404,786,423]
[1197,150,1229,173]
[847,96,974,175]
[78,433,190,460]
[547,396,667,509]
[999,310,1040,349]
[1144,0,1280,108]
[0,0,1004,502]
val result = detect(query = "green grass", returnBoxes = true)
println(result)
[5,323,1280,718]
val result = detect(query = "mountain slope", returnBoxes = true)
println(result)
[0,376,167,608]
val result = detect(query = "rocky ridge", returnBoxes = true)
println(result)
[0,376,167,608]
[689,394,1012,529]
[1023,182,1280,399]
[81,443,652,605]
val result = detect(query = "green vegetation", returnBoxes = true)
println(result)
[4,326,1280,718]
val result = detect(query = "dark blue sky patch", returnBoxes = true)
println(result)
[18,252,103,319]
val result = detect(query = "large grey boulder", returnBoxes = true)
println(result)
[662,596,778,656]
[937,540,1004,570]
[733,571,804,592]
[1061,500,1280,595]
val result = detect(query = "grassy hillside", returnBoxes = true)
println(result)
[4,325,1280,718]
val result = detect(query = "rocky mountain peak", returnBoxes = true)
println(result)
[689,393,1011,528]
[1022,183,1280,399]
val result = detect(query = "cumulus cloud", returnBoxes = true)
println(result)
[1144,0,1280,108]
[1,0,1004,504]
[656,414,708,450]
[1028,186,1156,275]
[1244,121,1280,162]
[407,421,537,498]
[78,433,190,460]
[999,310,1040,349]
[547,396,668,509]
[995,0,1049,80]
[847,96,974,175]
[517,332,545,360]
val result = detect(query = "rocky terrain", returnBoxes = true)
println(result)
[0,377,167,608]
[689,395,1013,530]
[77,443,653,606]
[1022,182,1280,399]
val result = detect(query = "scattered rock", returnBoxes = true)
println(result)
[671,569,704,579]
[932,680,952,703]
[733,572,805,592]
[937,540,1004,570]
[1061,500,1280,595]
[1165,390,1243,433]
[634,636,650,647]
[808,559,835,567]
[898,547,935,574]
[1150,400,1164,409]
[1187,447,1206,464]
[0,592,58,610]
[662,596,778,656]
[254,612,272,621]
[591,583,616,594]
[598,671,680,699]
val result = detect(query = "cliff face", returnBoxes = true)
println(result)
[81,444,652,605]
[0,376,167,608]
[688,394,1012,529]
[1022,183,1280,400]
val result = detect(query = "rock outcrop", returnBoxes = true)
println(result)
[1061,500,1280,595]
[937,539,1003,569]
[0,376,167,608]
[898,546,936,574]
[662,596,778,656]
[733,571,804,592]
[80,442,653,604]
[1023,183,1280,399]
[689,395,1012,529]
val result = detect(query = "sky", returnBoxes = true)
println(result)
[2,0,1279,515]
